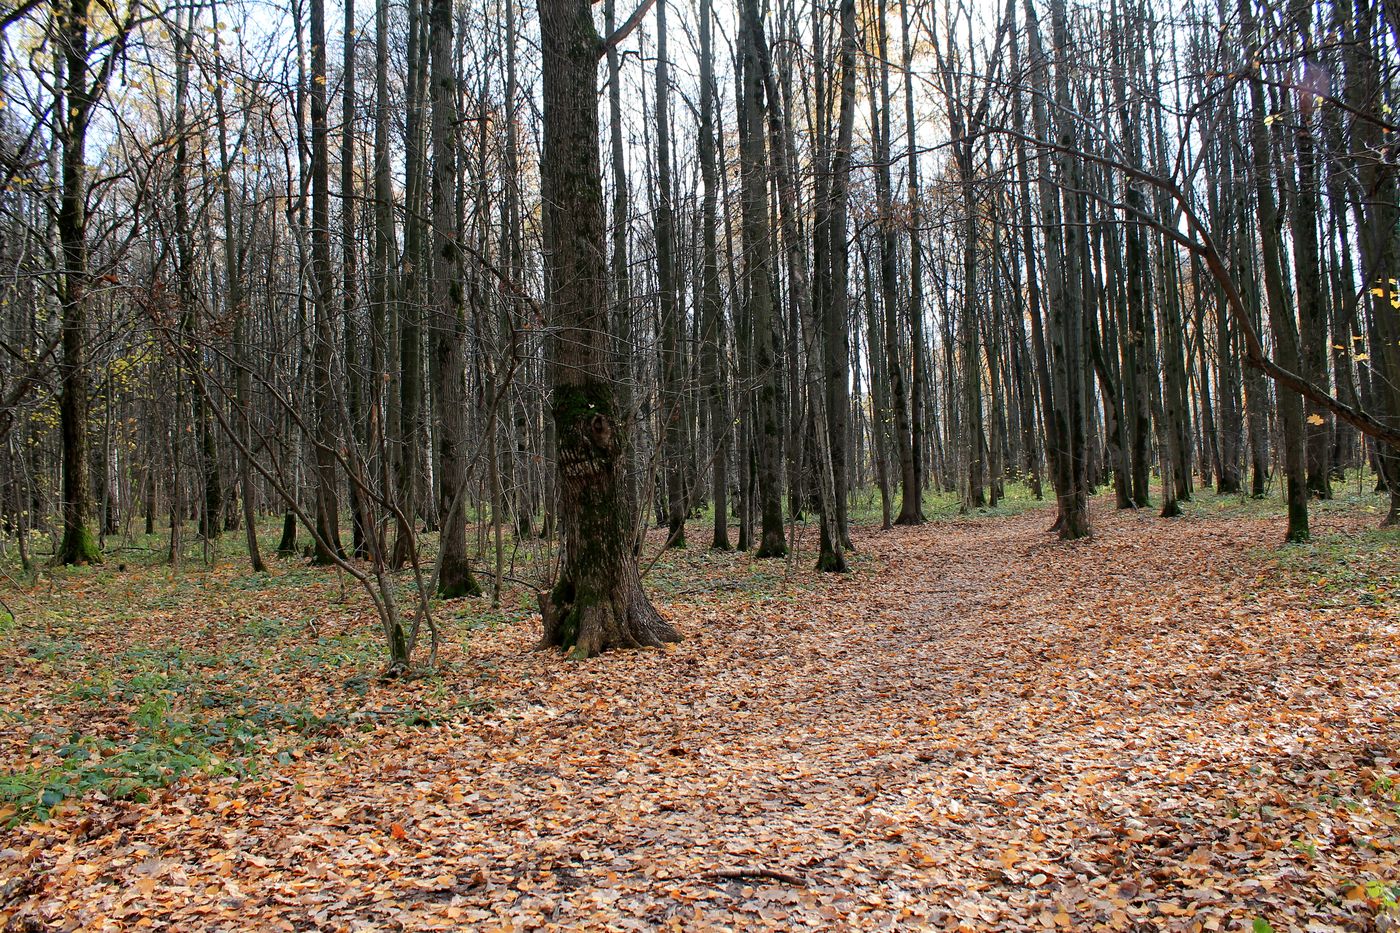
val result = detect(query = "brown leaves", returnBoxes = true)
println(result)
[2,505,1398,930]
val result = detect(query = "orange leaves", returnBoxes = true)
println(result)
[3,505,1399,930]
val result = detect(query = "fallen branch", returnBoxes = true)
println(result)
[707,867,807,886]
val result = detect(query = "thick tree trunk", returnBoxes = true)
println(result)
[536,0,679,656]
[56,0,99,565]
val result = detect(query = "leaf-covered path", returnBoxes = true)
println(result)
[4,505,1399,931]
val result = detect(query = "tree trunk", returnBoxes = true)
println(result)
[536,0,680,656]
[1242,0,1309,541]
[654,0,685,549]
[872,0,920,524]
[309,0,344,563]
[212,0,266,572]
[739,0,786,559]
[698,0,730,551]
[56,0,99,565]
[430,0,481,597]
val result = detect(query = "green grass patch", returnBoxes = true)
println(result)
[847,479,1050,525]
[1256,526,1398,612]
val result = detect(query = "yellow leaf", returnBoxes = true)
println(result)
[1307,414,1325,426]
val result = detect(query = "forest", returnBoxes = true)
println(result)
[0,0,1398,924]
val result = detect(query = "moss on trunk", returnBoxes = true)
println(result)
[58,524,101,566]
[438,562,482,599]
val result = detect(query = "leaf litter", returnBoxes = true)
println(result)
[1,503,1398,931]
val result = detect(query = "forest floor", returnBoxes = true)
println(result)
[1,488,1398,931]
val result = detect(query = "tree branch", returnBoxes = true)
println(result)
[598,0,655,59]
[980,122,1400,452]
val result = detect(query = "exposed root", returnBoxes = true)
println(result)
[539,584,680,659]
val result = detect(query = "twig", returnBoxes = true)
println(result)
[707,867,806,886]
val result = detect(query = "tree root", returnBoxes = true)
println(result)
[539,585,680,659]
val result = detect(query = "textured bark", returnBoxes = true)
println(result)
[1342,0,1400,524]
[862,242,892,529]
[1007,0,1046,502]
[738,0,785,559]
[55,0,99,565]
[1242,0,1308,541]
[1037,0,1092,539]
[1109,18,1152,508]
[1322,96,1359,479]
[429,0,480,598]
[823,0,858,549]
[343,0,371,558]
[754,0,844,572]
[603,0,636,551]
[1288,0,1331,499]
[393,0,429,569]
[872,0,919,524]
[536,0,679,656]
[654,0,685,549]
[371,0,397,558]
[901,0,928,509]
[499,0,531,541]
[1148,47,1193,517]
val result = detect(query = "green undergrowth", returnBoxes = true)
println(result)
[845,479,1050,525]
[1183,470,1388,522]
[1260,526,1397,613]
[642,540,809,604]
[1173,470,1396,612]
[5,479,1390,827]
[1,565,507,826]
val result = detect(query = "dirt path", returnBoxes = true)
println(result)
[4,506,1398,931]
